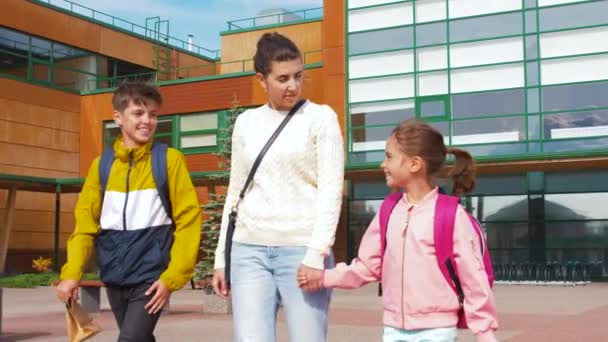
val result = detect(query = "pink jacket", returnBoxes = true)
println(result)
[324,189,498,342]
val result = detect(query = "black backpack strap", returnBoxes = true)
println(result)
[99,148,115,198]
[151,142,173,220]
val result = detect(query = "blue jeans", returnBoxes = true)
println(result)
[230,242,334,342]
[383,326,457,342]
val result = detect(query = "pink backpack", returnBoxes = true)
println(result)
[378,192,494,329]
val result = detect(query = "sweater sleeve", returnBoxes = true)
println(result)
[214,116,248,269]
[159,149,202,291]
[301,106,345,269]
[453,206,499,341]
[60,158,102,280]
[323,214,382,288]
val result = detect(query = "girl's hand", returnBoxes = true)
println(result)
[212,269,230,298]
[297,264,324,291]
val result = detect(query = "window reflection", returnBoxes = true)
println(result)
[349,26,414,55]
[542,81,608,112]
[451,88,525,118]
[545,193,608,220]
[450,12,522,42]
[416,22,447,46]
[539,1,608,32]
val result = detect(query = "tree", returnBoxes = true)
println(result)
[194,97,244,281]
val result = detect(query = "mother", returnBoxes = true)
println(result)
[212,32,344,342]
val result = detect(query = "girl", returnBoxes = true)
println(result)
[300,119,498,342]
[212,32,344,342]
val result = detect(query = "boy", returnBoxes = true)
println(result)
[56,81,201,341]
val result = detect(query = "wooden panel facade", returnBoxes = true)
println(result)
[0,79,81,270]
[220,21,323,74]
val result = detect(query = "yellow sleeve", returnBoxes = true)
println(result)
[160,149,202,291]
[60,158,102,280]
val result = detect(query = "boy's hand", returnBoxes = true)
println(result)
[56,279,79,303]
[297,264,324,292]
[212,269,230,298]
[145,280,171,314]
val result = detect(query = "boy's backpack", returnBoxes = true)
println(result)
[378,192,494,329]
[99,142,173,219]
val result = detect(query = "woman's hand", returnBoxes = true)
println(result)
[212,269,231,298]
[297,264,324,291]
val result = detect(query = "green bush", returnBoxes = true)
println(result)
[0,272,100,288]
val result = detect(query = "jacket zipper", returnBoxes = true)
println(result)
[401,207,413,328]
[122,152,134,231]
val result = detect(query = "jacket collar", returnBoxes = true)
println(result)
[402,187,439,210]
[113,136,152,162]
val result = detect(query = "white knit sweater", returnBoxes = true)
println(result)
[214,100,345,269]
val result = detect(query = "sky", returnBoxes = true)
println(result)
[68,0,322,54]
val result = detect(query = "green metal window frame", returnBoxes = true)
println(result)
[415,95,450,121]
[101,110,233,155]
[345,0,608,168]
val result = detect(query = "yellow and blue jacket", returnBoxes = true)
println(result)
[60,137,201,291]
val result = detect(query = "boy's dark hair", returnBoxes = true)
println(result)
[253,32,302,77]
[112,80,162,112]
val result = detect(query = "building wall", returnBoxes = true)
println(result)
[220,21,323,74]
[1,0,215,76]
[0,78,80,272]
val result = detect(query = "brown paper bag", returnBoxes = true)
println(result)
[66,298,101,342]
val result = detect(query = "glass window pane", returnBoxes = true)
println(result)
[546,193,608,220]
[528,115,541,139]
[348,2,413,32]
[543,110,608,139]
[415,21,447,46]
[181,134,216,148]
[30,37,51,60]
[527,88,540,113]
[545,170,608,193]
[525,10,537,34]
[542,81,608,112]
[0,27,30,52]
[429,121,449,138]
[418,71,448,96]
[452,89,525,119]
[472,174,528,195]
[180,113,218,132]
[543,136,608,152]
[528,171,544,192]
[417,45,447,71]
[352,181,390,199]
[0,51,28,78]
[452,117,525,145]
[104,122,121,140]
[486,222,530,249]
[465,142,528,156]
[350,150,385,163]
[351,126,393,151]
[449,12,522,43]
[547,222,608,248]
[154,135,173,147]
[525,0,537,8]
[349,26,414,55]
[420,100,445,117]
[525,35,538,59]
[539,1,608,32]
[156,119,173,134]
[31,61,50,82]
[473,195,529,221]
[348,199,383,258]
[351,100,415,126]
[526,61,539,86]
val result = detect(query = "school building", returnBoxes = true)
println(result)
[1,0,607,280]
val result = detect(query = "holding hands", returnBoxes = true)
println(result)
[297,264,325,291]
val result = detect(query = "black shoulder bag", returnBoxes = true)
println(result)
[224,99,307,288]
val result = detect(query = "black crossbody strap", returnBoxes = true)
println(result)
[233,99,306,209]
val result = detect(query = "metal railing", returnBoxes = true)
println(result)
[226,7,323,32]
[173,50,322,79]
[493,261,604,285]
[32,0,220,59]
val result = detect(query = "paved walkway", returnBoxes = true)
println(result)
[0,283,606,341]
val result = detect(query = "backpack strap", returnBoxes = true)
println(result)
[379,191,403,258]
[434,194,465,304]
[151,143,173,220]
[99,148,115,197]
